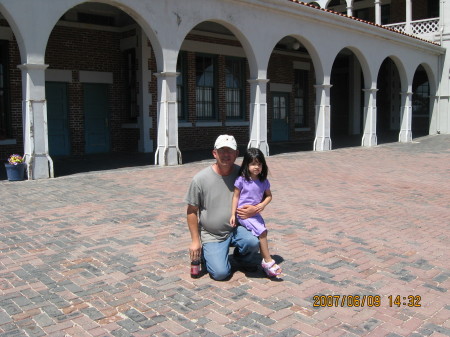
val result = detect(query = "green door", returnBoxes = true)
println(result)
[84,83,110,154]
[272,93,289,142]
[46,82,70,156]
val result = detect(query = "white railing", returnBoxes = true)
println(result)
[384,17,440,36]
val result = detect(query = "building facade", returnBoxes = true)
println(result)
[0,0,447,179]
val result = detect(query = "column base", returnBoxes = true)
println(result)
[155,146,182,166]
[313,137,332,151]
[247,140,270,156]
[398,130,412,143]
[25,154,54,180]
[362,133,377,147]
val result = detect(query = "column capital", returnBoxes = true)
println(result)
[314,84,333,89]
[154,71,180,78]
[247,78,270,85]
[362,88,379,93]
[18,63,49,71]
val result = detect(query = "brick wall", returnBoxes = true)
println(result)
[1,21,316,161]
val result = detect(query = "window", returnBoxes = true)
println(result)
[381,5,390,25]
[0,41,10,139]
[294,69,309,128]
[412,81,429,117]
[429,0,439,18]
[124,49,137,120]
[225,57,245,120]
[196,54,216,120]
[177,52,187,121]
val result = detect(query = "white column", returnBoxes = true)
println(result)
[346,0,353,16]
[374,0,382,25]
[361,88,378,147]
[137,30,153,153]
[313,84,332,151]
[247,79,269,156]
[154,72,181,166]
[18,63,53,180]
[405,0,412,34]
[399,91,413,142]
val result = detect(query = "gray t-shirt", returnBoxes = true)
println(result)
[185,164,240,243]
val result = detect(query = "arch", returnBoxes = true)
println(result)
[379,55,408,92]
[56,1,164,71]
[412,64,434,137]
[330,47,367,147]
[179,19,258,79]
[0,3,26,63]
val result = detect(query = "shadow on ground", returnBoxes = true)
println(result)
[1,133,432,180]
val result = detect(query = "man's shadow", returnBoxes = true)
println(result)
[229,253,285,282]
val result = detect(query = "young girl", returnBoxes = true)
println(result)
[230,148,282,277]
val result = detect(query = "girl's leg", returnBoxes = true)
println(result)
[202,236,232,281]
[259,231,282,276]
[258,231,272,262]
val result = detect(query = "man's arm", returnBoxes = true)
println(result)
[187,204,202,261]
[236,204,258,219]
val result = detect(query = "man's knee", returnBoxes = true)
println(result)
[208,266,231,281]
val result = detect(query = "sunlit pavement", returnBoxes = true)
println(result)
[0,135,449,336]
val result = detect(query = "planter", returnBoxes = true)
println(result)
[4,163,26,181]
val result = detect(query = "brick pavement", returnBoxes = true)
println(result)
[0,135,449,337]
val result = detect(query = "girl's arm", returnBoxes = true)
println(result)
[256,188,272,213]
[230,187,240,227]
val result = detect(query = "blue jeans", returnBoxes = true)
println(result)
[202,225,260,280]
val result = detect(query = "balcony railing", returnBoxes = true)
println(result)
[384,18,440,36]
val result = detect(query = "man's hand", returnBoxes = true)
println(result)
[236,204,258,219]
[189,241,202,261]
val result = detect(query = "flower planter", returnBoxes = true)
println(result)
[4,163,26,181]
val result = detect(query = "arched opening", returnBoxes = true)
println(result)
[412,65,430,138]
[267,36,316,153]
[176,21,250,154]
[330,48,364,148]
[376,57,401,144]
[44,2,156,175]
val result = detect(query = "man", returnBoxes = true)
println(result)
[185,135,260,280]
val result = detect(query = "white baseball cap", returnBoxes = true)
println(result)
[214,134,237,150]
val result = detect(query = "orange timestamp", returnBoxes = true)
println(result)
[313,295,422,308]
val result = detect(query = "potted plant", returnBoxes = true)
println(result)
[4,154,26,181]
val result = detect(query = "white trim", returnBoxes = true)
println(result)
[0,139,17,145]
[120,36,137,51]
[196,121,222,127]
[191,29,238,42]
[57,20,137,33]
[225,121,249,127]
[181,40,245,58]
[270,83,292,92]
[293,61,311,70]
[0,27,13,40]
[79,71,113,84]
[46,69,72,83]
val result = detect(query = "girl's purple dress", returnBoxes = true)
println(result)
[234,176,270,237]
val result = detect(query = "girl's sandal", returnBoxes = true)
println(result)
[261,259,282,277]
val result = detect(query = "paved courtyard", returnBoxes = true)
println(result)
[0,135,449,337]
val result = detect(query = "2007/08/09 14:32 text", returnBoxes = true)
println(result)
[313,295,422,308]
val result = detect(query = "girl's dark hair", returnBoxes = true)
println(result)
[238,148,268,181]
